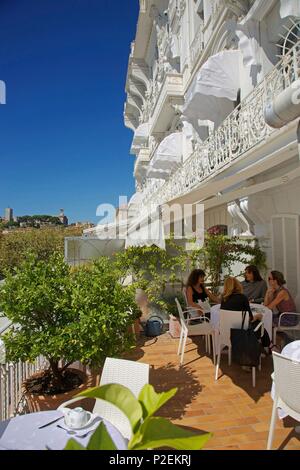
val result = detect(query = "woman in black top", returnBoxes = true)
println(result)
[186,269,220,317]
[221,277,273,350]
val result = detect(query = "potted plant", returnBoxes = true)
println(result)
[64,383,211,450]
[0,253,139,410]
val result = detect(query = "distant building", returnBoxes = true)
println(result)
[4,207,13,222]
[58,209,68,226]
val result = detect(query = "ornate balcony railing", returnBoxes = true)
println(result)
[0,321,47,420]
[140,42,300,212]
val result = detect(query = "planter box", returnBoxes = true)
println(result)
[22,366,99,413]
[168,315,181,338]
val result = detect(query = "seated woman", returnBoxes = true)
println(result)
[221,277,273,351]
[241,265,267,304]
[264,271,297,327]
[186,269,220,319]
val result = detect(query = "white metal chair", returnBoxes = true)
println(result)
[182,286,201,318]
[175,298,215,366]
[273,312,300,344]
[58,357,149,440]
[214,310,261,388]
[267,351,300,450]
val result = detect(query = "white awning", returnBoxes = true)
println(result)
[234,20,260,67]
[183,50,241,123]
[125,208,165,250]
[280,0,300,18]
[146,168,171,180]
[148,132,182,174]
[132,123,149,147]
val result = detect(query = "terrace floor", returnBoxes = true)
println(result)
[125,331,300,450]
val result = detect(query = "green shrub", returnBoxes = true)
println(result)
[0,254,139,388]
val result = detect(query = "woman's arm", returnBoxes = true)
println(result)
[186,286,204,313]
[205,288,220,304]
[264,288,275,306]
[265,290,287,310]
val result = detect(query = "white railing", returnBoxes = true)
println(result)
[0,321,47,420]
[140,42,300,211]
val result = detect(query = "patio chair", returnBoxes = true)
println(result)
[175,298,215,366]
[214,310,261,388]
[182,286,201,317]
[273,312,300,344]
[267,351,300,450]
[58,357,149,440]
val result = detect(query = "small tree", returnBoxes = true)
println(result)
[0,254,138,391]
[194,235,267,294]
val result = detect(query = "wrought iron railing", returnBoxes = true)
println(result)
[140,41,300,212]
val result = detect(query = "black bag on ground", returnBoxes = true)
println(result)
[230,312,261,367]
[144,315,164,337]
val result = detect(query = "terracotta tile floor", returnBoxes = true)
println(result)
[125,332,300,450]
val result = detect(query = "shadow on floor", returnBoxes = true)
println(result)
[186,337,274,402]
[149,362,202,420]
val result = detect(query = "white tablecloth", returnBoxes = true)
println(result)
[0,410,127,450]
[271,340,300,420]
[210,304,273,339]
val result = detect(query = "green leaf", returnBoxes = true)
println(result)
[138,384,177,419]
[64,438,86,450]
[129,417,211,450]
[87,422,118,450]
[77,384,143,432]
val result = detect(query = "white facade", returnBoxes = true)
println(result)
[121,0,300,307]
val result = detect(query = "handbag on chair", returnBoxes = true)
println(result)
[230,311,262,367]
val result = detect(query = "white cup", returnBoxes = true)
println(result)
[62,407,91,429]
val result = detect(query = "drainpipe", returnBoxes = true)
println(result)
[264,79,300,128]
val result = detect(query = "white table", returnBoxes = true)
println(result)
[271,340,300,424]
[0,410,127,450]
[210,303,273,339]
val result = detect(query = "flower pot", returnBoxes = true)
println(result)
[168,314,181,338]
[22,366,99,414]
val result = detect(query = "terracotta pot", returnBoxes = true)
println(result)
[22,366,99,413]
[168,314,181,338]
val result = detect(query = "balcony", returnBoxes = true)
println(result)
[140,42,300,211]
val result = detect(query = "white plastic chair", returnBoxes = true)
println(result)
[214,310,261,387]
[175,298,215,366]
[273,313,300,344]
[58,358,149,440]
[267,351,300,450]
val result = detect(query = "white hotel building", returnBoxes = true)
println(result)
[66,0,300,308]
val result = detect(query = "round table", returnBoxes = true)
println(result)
[0,410,127,450]
[271,340,300,424]
[210,304,273,339]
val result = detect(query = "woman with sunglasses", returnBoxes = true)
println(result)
[264,271,297,326]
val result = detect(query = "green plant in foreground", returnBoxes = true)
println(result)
[64,383,211,450]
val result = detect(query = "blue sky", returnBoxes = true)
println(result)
[0,0,139,223]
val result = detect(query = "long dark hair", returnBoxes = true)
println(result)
[186,269,206,288]
[270,270,286,286]
[245,265,263,282]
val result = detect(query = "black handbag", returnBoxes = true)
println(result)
[230,312,262,367]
